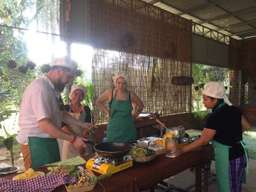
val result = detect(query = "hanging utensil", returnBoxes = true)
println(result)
[148,113,167,137]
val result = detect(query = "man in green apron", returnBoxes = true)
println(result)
[95,73,144,143]
[181,81,251,192]
[17,57,92,169]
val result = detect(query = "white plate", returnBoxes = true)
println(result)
[0,167,18,175]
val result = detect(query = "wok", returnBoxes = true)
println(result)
[94,142,131,158]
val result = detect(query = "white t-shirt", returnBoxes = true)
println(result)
[16,76,62,144]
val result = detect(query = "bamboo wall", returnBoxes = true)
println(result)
[61,0,192,122]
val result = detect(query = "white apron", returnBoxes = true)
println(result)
[61,112,83,160]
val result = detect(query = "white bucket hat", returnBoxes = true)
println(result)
[202,81,232,106]
[69,85,86,99]
[51,57,76,71]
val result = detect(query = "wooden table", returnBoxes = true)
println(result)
[122,145,212,192]
[1,145,212,192]
[88,145,212,192]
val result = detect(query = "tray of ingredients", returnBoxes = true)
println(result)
[130,145,156,163]
[137,137,166,155]
[65,166,97,192]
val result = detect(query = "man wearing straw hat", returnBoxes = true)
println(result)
[17,57,92,169]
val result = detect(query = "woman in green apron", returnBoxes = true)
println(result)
[181,81,251,192]
[95,73,144,142]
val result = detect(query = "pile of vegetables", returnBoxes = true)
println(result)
[13,168,45,180]
[130,146,155,158]
[65,166,97,192]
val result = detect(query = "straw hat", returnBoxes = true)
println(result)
[52,57,76,71]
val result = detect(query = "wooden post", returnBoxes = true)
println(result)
[195,161,210,192]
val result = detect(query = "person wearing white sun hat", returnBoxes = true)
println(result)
[17,57,92,169]
[60,84,92,160]
[202,81,232,106]
[181,81,251,192]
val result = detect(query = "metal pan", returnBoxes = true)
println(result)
[94,142,131,158]
[0,167,18,175]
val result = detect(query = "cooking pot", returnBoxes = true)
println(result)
[94,142,131,158]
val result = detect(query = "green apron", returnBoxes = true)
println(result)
[28,137,60,169]
[107,96,136,143]
[213,140,248,192]
[213,140,231,192]
[211,102,248,192]
[240,141,248,183]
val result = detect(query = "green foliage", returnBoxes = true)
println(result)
[191,111,208,121]
[75,76,94,109]
[3,135,15,151]
[84,82,94,109]
[0,0,60,166]
[191,111,208,130]
[1,65,35,108]
[1,125,17,166]
[40,64,51,73]
[61,73,94,110]
[0,0,30,26]
[192,64,229,112]
[0,53,36,123]
[0,0,38,124]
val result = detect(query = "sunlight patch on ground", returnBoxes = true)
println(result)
[243,130,256,160]
[244,130,256,137]
[0,113,19,137]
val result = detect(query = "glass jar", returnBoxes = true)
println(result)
[165,137,177,153]
[165,137,178,158]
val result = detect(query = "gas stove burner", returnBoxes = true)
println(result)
[94,155,132,166]
[86,155,133,174]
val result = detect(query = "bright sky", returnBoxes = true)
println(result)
[19,0,96,81]
[70,43,94,80]
[24,30,94,80]
[0,2,97,136]
[0,35,95,136]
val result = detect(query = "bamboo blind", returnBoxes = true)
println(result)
[92,50,191,122]
[61,0,192,122]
